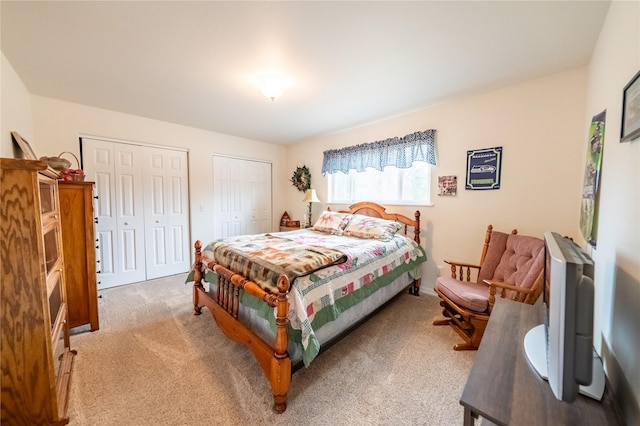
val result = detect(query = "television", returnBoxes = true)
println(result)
[523,231,605,402]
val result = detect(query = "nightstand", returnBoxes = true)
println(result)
[279,225,301,232]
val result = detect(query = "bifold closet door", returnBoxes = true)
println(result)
[82,138,146,288]
[142,147,189,280]
[82,138,190,288]
[212,156,271,239]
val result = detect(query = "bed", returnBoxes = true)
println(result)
[188,201,426,413]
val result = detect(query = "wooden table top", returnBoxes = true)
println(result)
[460,298,623,426]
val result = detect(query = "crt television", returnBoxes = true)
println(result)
[523,231,605,402]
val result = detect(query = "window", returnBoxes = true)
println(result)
[328,162,431,205]
[322,129,436,206]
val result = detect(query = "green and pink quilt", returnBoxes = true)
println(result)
[194,229,426,366]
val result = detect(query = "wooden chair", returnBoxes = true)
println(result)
[433,225,545,350]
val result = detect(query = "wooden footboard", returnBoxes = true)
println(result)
[192,240,292,413]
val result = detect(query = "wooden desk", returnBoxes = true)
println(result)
[460,299,622,426]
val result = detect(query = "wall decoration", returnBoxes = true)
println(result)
[621,70,640,142]
[465,146,502,190]
[290,165,311,192]
[580,110,606,246]
[11,131,38,160]
[580,110,607,247]
[438,175,457,196]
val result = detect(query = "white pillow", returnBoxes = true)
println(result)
[343,215,403,241]
[312,211,353,235]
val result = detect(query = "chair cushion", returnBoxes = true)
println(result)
[435,276,489,312]
[493,234,545,301]
[477,230,510,284]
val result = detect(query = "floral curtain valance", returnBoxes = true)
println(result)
[321,129,437,175]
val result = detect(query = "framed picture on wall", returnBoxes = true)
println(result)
[621,70,640,142]
[465,146,502,190]
[11,131,38,160]
[580,110,606,246]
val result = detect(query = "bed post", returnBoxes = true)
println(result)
[271,274,292,413]
[410,210,422,295]
[193,240,204,315]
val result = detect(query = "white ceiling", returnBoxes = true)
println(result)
[1,1,610,145]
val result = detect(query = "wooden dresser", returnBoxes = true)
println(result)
[1,158,76,425]
[58,181,99,331]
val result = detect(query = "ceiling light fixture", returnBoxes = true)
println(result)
[255,70,291,101]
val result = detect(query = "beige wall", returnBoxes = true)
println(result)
[288,67,588,295]
[26,95,287,250]
[584,1,639,423]
[1,52,34,157]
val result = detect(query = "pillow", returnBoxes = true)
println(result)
[343,215,403,241]
[312,211,353,235]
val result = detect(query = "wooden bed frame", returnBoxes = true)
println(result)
[191,201,421,413]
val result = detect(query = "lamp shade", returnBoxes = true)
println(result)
[302,189,320,203]
[255,70,291,101]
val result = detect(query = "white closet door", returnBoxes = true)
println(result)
[212,156,271,239]
[82,138,118,289]
[213,156,243,239]
[248,161,271,234]
[82,138,146,288]
[82,138,190,288]
[143,147,190,279]
[113,143,146,285]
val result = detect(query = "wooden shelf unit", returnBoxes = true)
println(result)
[58,181,99,331]
[1,158,76,425]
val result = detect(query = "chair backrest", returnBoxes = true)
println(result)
[477,226,516,284]
[492,233,545,302]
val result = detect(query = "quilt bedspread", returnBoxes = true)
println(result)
[208,233,348,294]
[192,229,426,366]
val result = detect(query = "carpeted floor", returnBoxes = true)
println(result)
[67,274,475,425]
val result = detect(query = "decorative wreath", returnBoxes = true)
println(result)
[290,165,311,192]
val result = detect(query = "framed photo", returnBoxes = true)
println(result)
[11,131,38,160]
[465,146,502,190]
[621,70,640,142]
[438,175,457,196]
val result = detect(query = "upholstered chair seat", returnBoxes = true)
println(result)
[434,277,490,312]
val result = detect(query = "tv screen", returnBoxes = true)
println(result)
[523,231,605,402]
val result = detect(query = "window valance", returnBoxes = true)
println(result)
[321,129,437,175]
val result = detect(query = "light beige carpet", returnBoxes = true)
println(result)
[67,274,475,425]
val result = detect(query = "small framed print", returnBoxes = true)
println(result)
[11,131,38,160]
[621,70,640,142]
[438,175,457,196]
